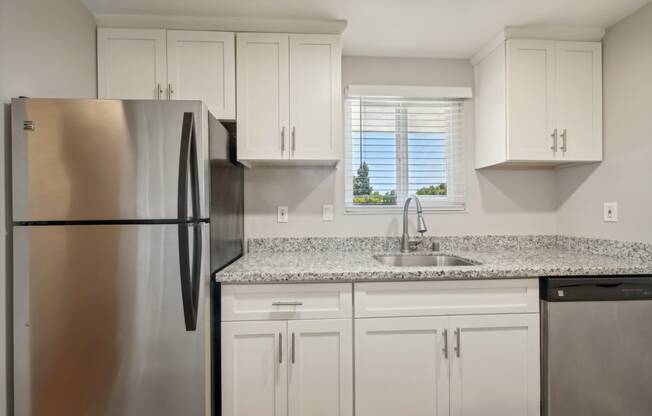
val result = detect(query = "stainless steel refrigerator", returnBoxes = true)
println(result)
[10,98,243,416]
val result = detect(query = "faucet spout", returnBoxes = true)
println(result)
[401,195,428,253]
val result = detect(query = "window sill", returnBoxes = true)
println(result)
[344,205,467,215]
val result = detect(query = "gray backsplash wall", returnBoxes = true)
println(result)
[244,56,559,240]
[556,1,652,244]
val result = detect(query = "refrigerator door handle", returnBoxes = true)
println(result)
[178,112,201,220]
[178,112,203,331]
[178,223,202,331]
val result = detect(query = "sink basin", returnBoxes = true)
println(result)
[373,254,477,267]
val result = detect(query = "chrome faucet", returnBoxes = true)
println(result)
[401,195,428,253]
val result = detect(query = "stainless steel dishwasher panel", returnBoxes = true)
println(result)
[543,299,652,416]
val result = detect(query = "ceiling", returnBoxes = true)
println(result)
[81,0,651,58]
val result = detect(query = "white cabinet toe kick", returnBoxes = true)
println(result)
[220,278,540,416]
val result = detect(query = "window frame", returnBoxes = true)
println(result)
[343,90,469,214]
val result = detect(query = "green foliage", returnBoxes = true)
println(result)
[353,190,397,205]
[353,162,373,197]
[416,183,447,196]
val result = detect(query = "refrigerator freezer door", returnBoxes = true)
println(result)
[11,99,209,222]
[13,223,210,416]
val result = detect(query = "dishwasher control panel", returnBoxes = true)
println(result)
[542,276,652,302]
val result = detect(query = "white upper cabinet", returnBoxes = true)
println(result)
[237,33,342,165]
[98,28,167,100]
[506,40,557,161]
[555,42,603,161]
[97,28,236,119]
[289,35,341,161]
[236,33,290,161]
[473,37,603,168]
[167,31,236,119]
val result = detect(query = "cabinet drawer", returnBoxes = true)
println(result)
[221,283,352,321]
[355,279,539,318]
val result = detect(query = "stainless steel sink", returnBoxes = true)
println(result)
[373,254,477,267]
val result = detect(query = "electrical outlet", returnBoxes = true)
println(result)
[277,206,289,223]
[603,202,618,222]
[322,204,334,221]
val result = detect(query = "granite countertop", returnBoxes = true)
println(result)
[216,240,652,284]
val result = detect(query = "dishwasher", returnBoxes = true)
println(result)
[541,276,652,416]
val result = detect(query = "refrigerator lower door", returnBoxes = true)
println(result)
[13,223,210,416]
[11,98,209,222]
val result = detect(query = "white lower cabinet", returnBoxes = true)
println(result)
[449,314,540,416]
[288,320,352,416]
[221,318,352,416]
[222,280,539,416]
[356,313,539,416]
[355,317,450,416]
[221,321,287,416]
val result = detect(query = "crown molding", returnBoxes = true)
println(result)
[94,13,347,34]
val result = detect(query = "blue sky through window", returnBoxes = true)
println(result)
[351,131,448,195]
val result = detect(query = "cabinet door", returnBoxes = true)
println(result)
[555,41,602,161]
[289,35,341,161]
[288,320,352,416]
[355,317,450,416]
[449,314,540,416]
[506,39,557,160]
[221,321,287,416]
[236,33,290,160]
[97,28,167,99]
[167,31,236,119]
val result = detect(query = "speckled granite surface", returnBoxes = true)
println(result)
[216,236,652,283]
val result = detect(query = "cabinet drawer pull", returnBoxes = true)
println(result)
[281,127,286,153]
[550,129,558,151]
[291,332,296,364]
[560,128,568,152]
[442,329,449,359]
[454,328,461,358]
[278,332,282,363]
[272,301,303,306]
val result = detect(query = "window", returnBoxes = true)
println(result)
[344,87,468,212]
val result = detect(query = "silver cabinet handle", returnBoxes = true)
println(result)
[550,129,558,151]
[272,301,303,306]
[442,329,449,359]
[281,127,286,153]
[278,332,283,364]
[157,83,163,100]
[291,126,296,154]
[168,83,174,99]
[560,128,567,152]
[291,332,296,364]
[454,328,461,358]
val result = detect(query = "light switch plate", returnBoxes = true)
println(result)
[277,206,289,223]
[603,202,618,222]
[322,204,334,221]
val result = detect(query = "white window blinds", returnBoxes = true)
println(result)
[344,93,467,211]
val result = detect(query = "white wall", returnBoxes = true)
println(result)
[244,56,559,239]
[556,1,652,244]
[0,0,97,413]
